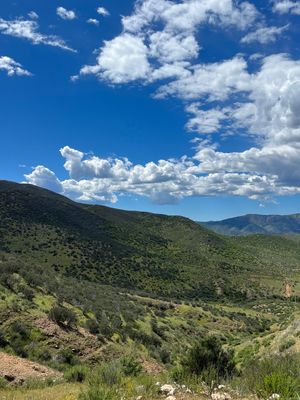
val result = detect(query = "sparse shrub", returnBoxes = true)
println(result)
[49,305,77,328]
[65,365,89,382]
[279,338,295,352]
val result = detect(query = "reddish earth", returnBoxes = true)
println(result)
[0,352,61,384]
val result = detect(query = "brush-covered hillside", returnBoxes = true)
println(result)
[2,181,300,399]
[200,214,300,236]
[2,180,300,302]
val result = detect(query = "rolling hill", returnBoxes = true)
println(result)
[200,213,300,236]
[1,180,300,301]
[1,180,300,380]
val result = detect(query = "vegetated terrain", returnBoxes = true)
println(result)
[1,181,300,399]
[200,214,300,236]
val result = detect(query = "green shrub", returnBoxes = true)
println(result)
[241,355,300,400]
[0,376,7,388]
[95,362,123,386]
[79,386,118,400]
[257,372,298,399]
[85,319,100,334]
[49,305,77,328]
[121,356,142,376]
[279,338,295,352]
[65,365,89,382]
[57,348,78,365]
[182,336,235,381]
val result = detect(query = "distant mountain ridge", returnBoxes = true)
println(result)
[200,213,300,236]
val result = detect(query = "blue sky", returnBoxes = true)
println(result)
[1,0,300,221]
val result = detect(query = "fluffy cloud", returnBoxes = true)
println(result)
[0,56,32,76]
[186,104,231,134]
[56,7,77,20]
[25,166,63,193]
[77,0,259,83]
[66,1,300,204]
[156,56,250,100]
[241,24,288,44]
[272,0,300,14]
[87,18,100,26]
[97,7,110,16]
[78,34,151,83]
[0,18,76,52]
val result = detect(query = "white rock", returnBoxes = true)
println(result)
[166,396,176,400]
[160,384,176,396]
[211,392,232,400]
[268,395,280,400]
[218,385,226,390]
[136,396,143,400]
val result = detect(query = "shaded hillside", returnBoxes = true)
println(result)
[2,181,300,301]
[200,213,300,236]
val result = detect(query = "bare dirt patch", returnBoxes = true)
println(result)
[0,351,61,384]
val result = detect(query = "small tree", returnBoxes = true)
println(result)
[183,336,235,379]
[49,305,77,328]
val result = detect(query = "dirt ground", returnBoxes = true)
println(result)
[0,351,61,384]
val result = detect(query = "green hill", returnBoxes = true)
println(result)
[2,180,300,301]
[200,213,300,236]
[2,180,300,374]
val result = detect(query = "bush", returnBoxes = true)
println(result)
[85,319,100,335]
[0,330,7,347]
[57,348,78,365]
[241,355,300,400]
[79,385,118,400]
[96,362,123,386]
[121,356,142,376]
[49,305,77,328]
[182,336,235,380]
[65,365,89,382]
[0,376,7,388]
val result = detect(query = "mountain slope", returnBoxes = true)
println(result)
[200,213,300,236]
[2,181,300,375]
[2,181,300,301]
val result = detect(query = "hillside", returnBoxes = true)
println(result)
[200,213,300,236]
[2,181,300,398]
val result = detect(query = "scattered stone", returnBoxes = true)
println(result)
[166,396,176,400]
[211,392,232,400]
[136,396,143,400]
[160,384,176,396]
[268,395,280,400]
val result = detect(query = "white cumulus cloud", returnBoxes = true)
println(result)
[97,7,110,16]
[56,7,76,20]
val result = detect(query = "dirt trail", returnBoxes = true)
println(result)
[0,352,61,383]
